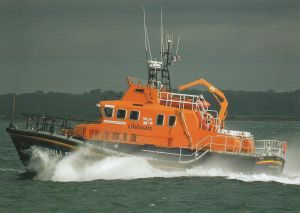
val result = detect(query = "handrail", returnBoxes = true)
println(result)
[22,113,97,123]
[188,135,286,160]
[191,134,257,157]
[21,113,97,134]
[179,135,254,163]
[158,91,222,131]
[217,129,253,138]
[158,91,208,111]
[255,140,286,159]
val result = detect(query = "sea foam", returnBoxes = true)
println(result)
[30,147,300,185]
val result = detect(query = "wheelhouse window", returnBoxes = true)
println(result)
[130,111,139,120]
[104,107,114,118]
[117,109,126,119]
[156,114,164,126]
[168,115,176,127]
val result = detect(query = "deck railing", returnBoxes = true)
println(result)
[158,91,222,131]
[21,114,97,135]
[192,135,254,154]
[255,140,287,159]
[217,129,253,138]
[185,135,287,162]
[158,91,208,111]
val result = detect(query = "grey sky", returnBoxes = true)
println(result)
[0,0,299,94]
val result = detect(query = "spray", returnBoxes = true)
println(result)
[26,146,300,185]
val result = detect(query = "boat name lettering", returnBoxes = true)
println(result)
[128,124,153,130]
[45,148,70,156]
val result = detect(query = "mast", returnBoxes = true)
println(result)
[144,8,180,91]
[161,40,172,91]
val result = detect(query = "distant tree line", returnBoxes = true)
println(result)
[0,89,299,121]
[186,89,300,120]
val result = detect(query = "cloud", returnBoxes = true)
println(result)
[0,0,299,94]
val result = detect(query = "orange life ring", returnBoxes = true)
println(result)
[202,113,215,131]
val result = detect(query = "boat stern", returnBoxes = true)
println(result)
[255,140,287,174]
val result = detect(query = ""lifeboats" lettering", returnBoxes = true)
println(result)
[128,124,153,131]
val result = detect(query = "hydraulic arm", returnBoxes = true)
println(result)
[178,79,228,128]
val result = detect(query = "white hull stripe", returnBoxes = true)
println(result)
[103,120,126,125]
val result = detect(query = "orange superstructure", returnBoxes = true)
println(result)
[73,76,255,154]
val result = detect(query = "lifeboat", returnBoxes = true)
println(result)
[6,11,287,175]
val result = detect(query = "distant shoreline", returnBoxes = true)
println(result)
[1,89,299,122]
[1,116,299,122]
[227,116,300,121]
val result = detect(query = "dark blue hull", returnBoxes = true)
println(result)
[6,127,285,175]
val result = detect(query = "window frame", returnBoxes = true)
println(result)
[116,109,127,120]
[156,114,165,126]
[129,110,140,121]
[168,115,176,127]
[104,106,114,118]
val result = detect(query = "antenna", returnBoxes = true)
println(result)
[176,36,180,55]
[143,7,152,60]
[143,7,147,53]
[160,7,164,62]
[144,8,181,91]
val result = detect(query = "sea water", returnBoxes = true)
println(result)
[1,119,300,212]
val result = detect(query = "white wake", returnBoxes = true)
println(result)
[30,147,300,185]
